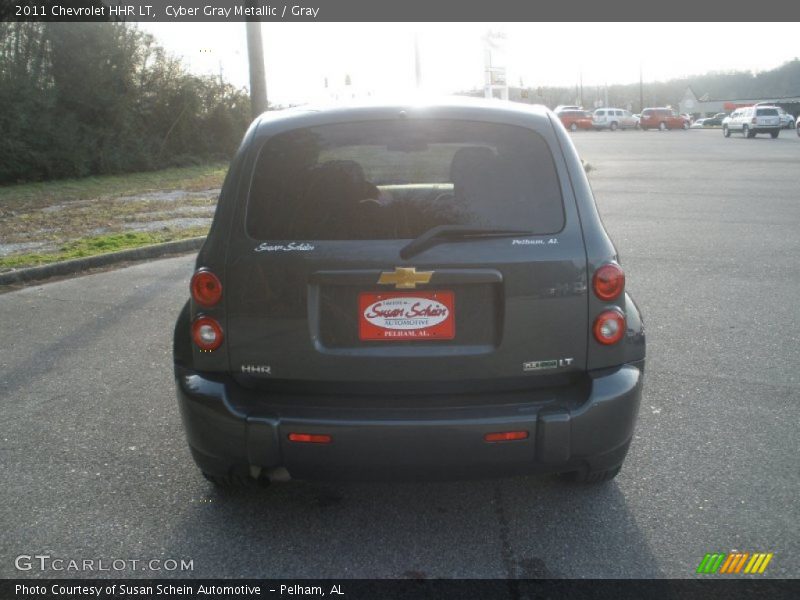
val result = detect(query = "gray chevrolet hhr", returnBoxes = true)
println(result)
[173,98,645,486]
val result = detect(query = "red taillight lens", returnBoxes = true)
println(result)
[484,431,529,442]
[593,310,626,345]
[593,263,625,300]
[191,316,224,351]
[191,269,222,308]
[288,433,332,444]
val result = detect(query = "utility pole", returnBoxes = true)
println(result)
[414,33,421,88]
[639,64,644,113]
[246,15,268,118]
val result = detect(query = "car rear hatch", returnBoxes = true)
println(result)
[224,115,589,388]
[755,108,780,128]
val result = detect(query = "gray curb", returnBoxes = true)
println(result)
[0,237,205,286]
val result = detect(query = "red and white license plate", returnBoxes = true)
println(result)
[358,291,455,341]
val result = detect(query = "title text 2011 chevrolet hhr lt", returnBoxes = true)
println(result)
[173,99,645,486]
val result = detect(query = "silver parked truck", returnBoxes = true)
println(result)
[173,98,646,486]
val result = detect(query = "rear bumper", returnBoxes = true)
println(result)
[175,362,644,480]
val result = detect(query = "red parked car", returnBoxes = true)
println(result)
[639,108,689,131]
[557,109,593,132]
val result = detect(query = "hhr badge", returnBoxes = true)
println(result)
[523,358,574,372]
[377,267,434,289]
[241,365,271,375]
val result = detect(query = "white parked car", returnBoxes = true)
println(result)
[777,108,795,129]
[592,108,639,131]
[722,106,781,138]
[690,119,707,129]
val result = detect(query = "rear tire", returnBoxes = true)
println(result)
[202,470,269,489]
[723,125,730,137]
[770,130,779,139]
[743,125,751,138]
[682,121,689,130]
[559,465,622,484]
[610,122,618,131]
[658,121,667,131]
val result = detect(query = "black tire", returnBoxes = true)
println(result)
[723,125,731,137]
[610,121,618,131]
[203,471,268,488]
[558,465,622,484]
[658,121,667,131]
[682,121,689,130]
[570,123,577,132]
[797,124,800,137]
[743,125,751,138]
[770,130,779,139]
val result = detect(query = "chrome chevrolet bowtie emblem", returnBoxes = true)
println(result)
[377,267,434,289]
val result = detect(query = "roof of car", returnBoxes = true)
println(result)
[252,96,555,136]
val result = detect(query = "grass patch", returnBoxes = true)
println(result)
[0,229,208,269]
[0,163,228,211]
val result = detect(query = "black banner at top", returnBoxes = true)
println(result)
[4,0,800,22]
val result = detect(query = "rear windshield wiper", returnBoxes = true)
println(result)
[399,225,534,259]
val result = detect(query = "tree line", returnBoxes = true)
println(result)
[483,59,800,114]
[0,22,252,184]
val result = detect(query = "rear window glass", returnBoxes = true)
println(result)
[756,108,778,116]
[247,120,565,240]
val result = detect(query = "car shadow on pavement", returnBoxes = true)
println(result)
[160,471,663,579]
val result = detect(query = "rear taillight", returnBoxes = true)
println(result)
[593,310,625,345]
[751,117,757,124]
[191,269,222,308]
[593,263,625,300]
[191,316,224,351]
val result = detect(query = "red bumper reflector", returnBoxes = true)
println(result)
[484,431,529,442]
[288,433,332,444]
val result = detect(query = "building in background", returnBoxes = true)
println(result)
[680,87,800,117]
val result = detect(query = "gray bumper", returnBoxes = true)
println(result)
[176,362,644,480]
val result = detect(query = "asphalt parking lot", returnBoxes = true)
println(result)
[1,128,798,579]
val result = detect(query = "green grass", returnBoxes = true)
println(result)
[0,163,228,210]
[0,229,208,269]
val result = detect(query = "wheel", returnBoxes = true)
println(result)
[682,121,689,130]
[658,121,667,131]
[558,465,622,484]
[635,122,640,130]
[723,125,730,137]
[610,121,618,131]
[570,123,577,132]
[641,126,648,131]
[202,470,269,488]
[770,130,779,139]
[797,124,800,137]
[743,125,750,138]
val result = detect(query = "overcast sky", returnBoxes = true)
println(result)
[140,22,800,106]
